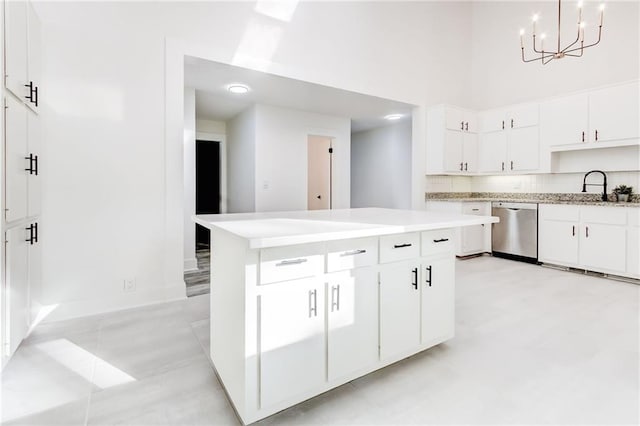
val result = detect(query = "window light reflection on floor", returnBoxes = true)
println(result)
[35,339,136,389]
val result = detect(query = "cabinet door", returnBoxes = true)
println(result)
[509,103,538,129]
[627,226,640,278]
[6,227,30,357]
[26,2,42,113]
[579,224,627,274]
[5,96,29,222]
[589,82,640,143]
[28,223,42,323]
[478,131,507,173]
[327,267,378,382]
[539,220,579,267]
[540,93,589,146]
[444,107,465,131]
[479,109,506,133]
[462,132,478,173]
[464,112,478,134]
[260,278,325,408]
[5,1,29,101]
[508,126,539,171]
[380,261,420,360]
[443,130,463,173]
[421,256,455,345]
[28,114,41,217]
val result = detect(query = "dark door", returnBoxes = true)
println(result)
[196,140,221,248]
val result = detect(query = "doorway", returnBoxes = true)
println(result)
[195,139,221,248]
[307,135,333,210]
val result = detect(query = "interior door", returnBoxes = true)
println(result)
[195,140,220,246]
[307,136,332,210]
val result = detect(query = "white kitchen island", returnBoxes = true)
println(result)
[193,208,498,424]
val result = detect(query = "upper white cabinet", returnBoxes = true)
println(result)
[541,81,639,148]
[426,106,478,174]
[4,1,41,112]
[588,82,639,144]
[478,103,540,173]
[4,95,40,223]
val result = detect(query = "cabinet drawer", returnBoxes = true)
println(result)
[462,202,487,215]
[379,233,420,264]
[327,237,378,272]
[260,243,325,285]
[580,206,626,225]
[421,229,455,256]
[539,204,579,221]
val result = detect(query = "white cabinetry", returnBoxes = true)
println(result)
[4,1,41,112]
[627,210,640,279]
[427,106,478,174]
[260,277,325,408]
[539,204,636,277]
[5,95,28,222]
[541,81,639,150]
[425,201,491,256]
[379,229,455,360]
[478,104,540,173]
[5,226,30,357]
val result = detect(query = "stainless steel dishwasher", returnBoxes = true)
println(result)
[491,202,538,263]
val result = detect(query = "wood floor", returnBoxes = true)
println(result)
[184,246,210,297]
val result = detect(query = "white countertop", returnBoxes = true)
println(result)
[193,208,499,249]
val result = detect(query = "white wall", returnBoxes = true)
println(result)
[183,88,197,271]
[226,107,256,213]
[470,1,639,109]
[30,0,475,320]
[351,121,412,209]
[254,104,351,212]
[196,118,225,135]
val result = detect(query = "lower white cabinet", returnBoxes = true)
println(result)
[379,260,421,360]
[260,277,325,408]
[421,255,455,345]
[380,253,455,360]
[5,226,30,357]
[426,201,491,256]
[327,267,378,382]
[539,204,637,277]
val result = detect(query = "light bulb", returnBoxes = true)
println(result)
[228,84,250,94]
[577,0,583,8]
[520,28,525,35]
[599,3,605,11]
[580,21,586,28]
[532,14,539,22]
[540,33,547,39]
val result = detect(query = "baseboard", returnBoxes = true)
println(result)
[184,257,198,272]
[40,282,187,323]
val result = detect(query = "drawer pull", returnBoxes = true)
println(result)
[276,258,308,267]
[433,238,449,243]
[340,249,367,257]
[411,268,418,290]
[393,243,412,249]
[471,208,480,211]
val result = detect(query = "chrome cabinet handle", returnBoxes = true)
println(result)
[331,285,340,312]
[308,289,317,317]
[276,258,308,267]
[425,265,432,287]
[340,249,366,257]
[394,243,412,249]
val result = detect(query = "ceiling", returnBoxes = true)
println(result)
[184,56,415,133]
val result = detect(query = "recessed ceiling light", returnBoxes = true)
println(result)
[228,84,250,94]
[384,114,403,120]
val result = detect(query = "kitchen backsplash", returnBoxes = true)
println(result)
[426,171,640,194]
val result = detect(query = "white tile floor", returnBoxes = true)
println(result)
[1,256,638,425]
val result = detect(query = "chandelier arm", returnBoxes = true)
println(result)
[532,35,544,54]
[521,49,558,63]
[561,30,582,53]
[564,26,602,54]
[564,52,584,57]
[542,54,555,65]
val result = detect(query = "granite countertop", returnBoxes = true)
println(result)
[425,192,640,208]
[193,208,498,249]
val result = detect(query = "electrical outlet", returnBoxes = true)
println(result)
[123,278,136,292]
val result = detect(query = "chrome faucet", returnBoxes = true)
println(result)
[582,170,608,201]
